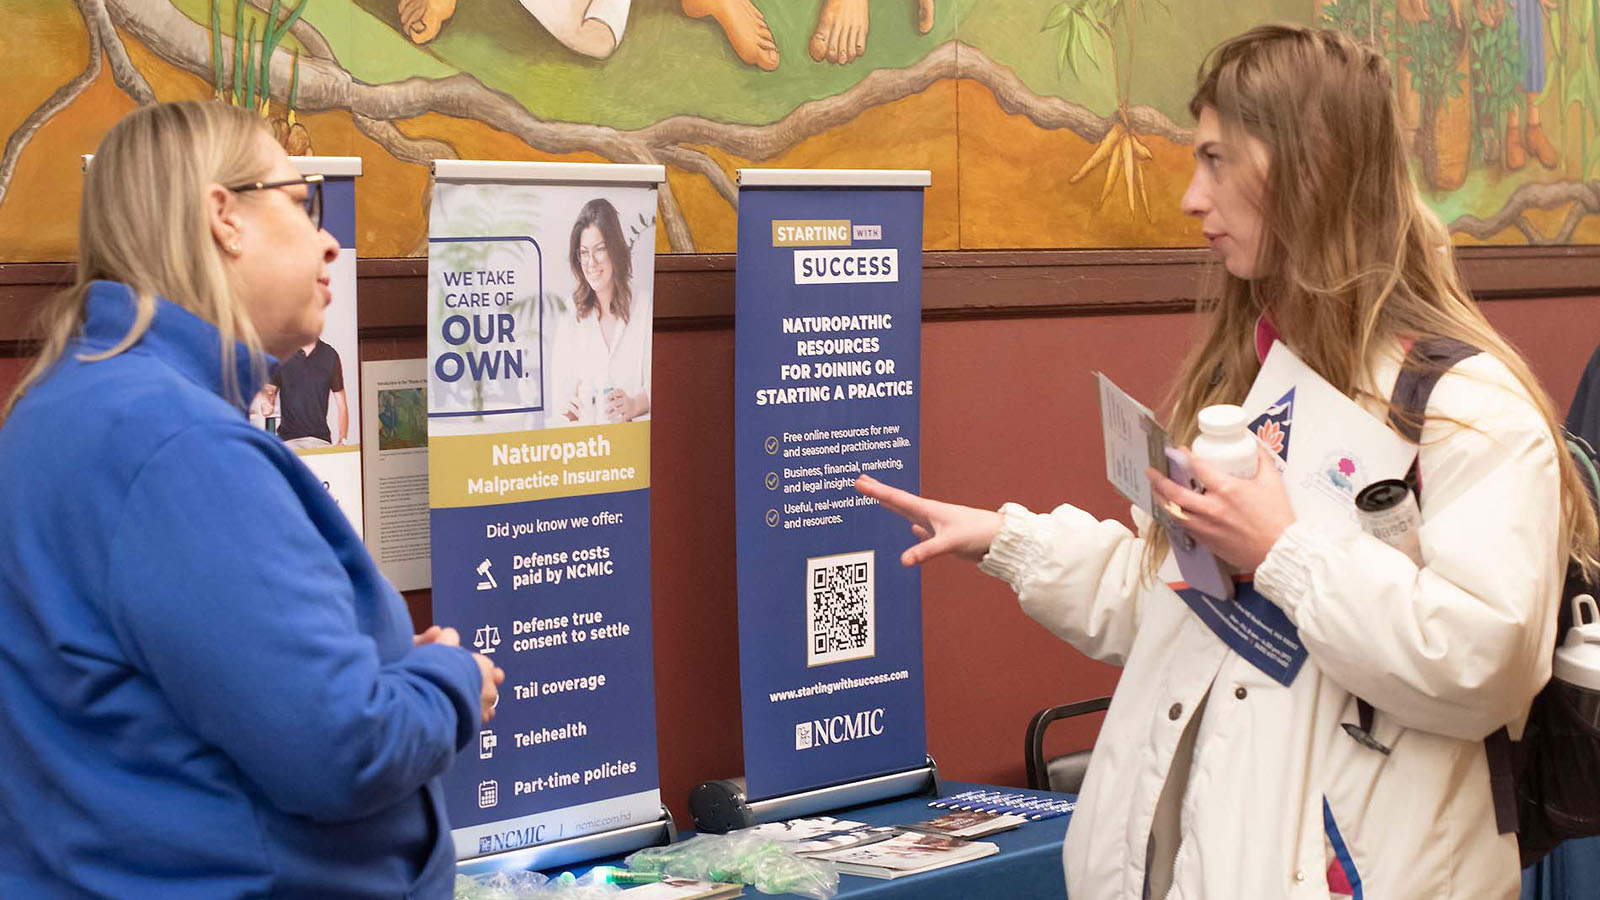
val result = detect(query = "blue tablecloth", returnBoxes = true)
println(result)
[1521,836,1600,900]
[511,782,1600,899]
[537,781,1072,900]
[794,781,1071,900]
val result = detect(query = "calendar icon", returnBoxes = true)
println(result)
[478,780,499,809]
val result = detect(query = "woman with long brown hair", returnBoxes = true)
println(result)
[0,101,501,898]
[555,196,652,426]
[859,24,1594,899]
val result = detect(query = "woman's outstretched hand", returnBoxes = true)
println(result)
[854,475,1003,567]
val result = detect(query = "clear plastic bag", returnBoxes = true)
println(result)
[625,831,839,899]
[453,869,622,900]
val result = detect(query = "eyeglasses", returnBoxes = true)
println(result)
[226,174,324,230]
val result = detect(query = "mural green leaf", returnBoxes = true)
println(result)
[244,18,259,111]
[210,0,224,97]
[1043,3,1073,32]
[1074,15,1101,72]
[271,0,310,52]
[258,0,281,112]
[232,0,246,106]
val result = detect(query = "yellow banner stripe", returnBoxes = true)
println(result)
[292,444,362,457]
[430,422,650,508]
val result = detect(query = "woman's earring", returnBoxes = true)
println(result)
[226,241,241,256]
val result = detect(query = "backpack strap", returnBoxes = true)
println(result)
[1485,727,1519,835]
[1387,336,1482,497]
[1387,337,1481,440]
[1569,432,1600,507]
[1351,339,1519,830]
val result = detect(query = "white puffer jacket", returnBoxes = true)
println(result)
[980,349,1563,899]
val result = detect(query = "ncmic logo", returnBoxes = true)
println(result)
[477,823,559,856]
[795,708,885,750]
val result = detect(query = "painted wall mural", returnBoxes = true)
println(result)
[4,0,1600,259]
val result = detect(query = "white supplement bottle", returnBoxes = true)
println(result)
[1191,404,1260,481]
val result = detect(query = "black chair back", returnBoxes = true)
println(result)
[1024,696,1111,794]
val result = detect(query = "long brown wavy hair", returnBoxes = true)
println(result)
[1143,23,1598,579]
[568,198,633,324]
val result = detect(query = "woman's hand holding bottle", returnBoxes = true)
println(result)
[1146,443,1295,572]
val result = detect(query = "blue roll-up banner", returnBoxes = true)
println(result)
[428,160,665,859]
[270,157,364,537]
[82,154,364,536]
[734,169,931,801]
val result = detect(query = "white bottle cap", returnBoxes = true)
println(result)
[1197,404,1249,437]
[1555,595,1600,691]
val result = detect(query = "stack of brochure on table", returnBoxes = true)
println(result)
[902,808,1028,839]
[744,814,1004,880]
[746,816,900,856]
[806,831,999,879]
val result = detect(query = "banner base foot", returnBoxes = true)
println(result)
[456,805,677,876]
[689,756,940,834]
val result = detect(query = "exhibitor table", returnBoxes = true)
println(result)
[530,781,1074,900]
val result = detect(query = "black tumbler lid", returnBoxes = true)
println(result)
[1355,478,1410,513]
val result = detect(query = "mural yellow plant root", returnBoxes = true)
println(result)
[1069,113,1153,219]
[1069,121,1124,185]
[1098,136,1124,208]
[1123,130,1138,218]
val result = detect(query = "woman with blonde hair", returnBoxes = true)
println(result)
[859,23,1596,899]
[0,101,502,898]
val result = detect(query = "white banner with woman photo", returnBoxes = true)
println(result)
[426,160,671,864]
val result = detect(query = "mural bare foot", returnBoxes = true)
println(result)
[681,0,779,71]
[809,0,869,64]
[400,0,457,43]
[917,0,933,34]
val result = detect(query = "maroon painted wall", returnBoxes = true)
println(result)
[3,294,1597,830]
[641,296,1600,825]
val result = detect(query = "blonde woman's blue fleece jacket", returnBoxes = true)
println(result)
[0,282,482,899]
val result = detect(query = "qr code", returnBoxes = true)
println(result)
[806,550,875,667]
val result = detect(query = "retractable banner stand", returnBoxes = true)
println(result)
[81,154,364,536]
[276,157,364,536]
[734,169,931,801]
[428,161,666,861]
